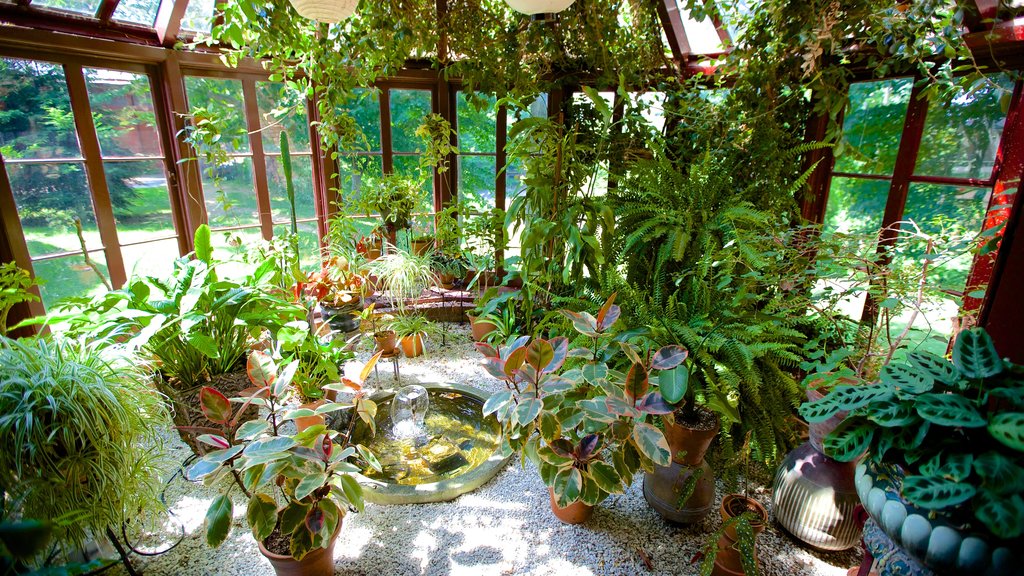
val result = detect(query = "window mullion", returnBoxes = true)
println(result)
[241,78,274,241]
[64,63,128,288]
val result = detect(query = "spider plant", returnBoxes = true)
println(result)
[367,244,438,311]
[0,336,168,554]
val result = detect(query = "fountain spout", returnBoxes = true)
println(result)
[389,384,429,439]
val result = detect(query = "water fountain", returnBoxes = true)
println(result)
[347,382,510,504]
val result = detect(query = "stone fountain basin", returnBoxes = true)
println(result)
[350,382,512,505]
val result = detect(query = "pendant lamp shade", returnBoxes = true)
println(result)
[287,0,358,22]
[505,0,575,15]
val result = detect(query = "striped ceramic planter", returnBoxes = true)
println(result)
[772,441,861,551]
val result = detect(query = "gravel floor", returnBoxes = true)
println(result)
[116,323,862,576]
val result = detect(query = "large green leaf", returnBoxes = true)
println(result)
[907,351,960,387]
[582,362,608,384]
[482,390,513,417]
[554,467,583,507]
[199,387,232,424]
[539,411,560,443]
[953,328,1003,379]
[975,489,1024,539]
[822,384,892,416]
[514,398,543,426]
[526,339,553,372]
[246,493,277,542]
[295,472,327,501]
[988,412,1024,451]
[658,365,689,405]
[632,422,671,466]
[973,451,1024,495]
[279,501,310,535]
[919,453,972,482]
[865,398,917,427]
[822,419,873,462]
[902,474,976,509]
[339,473,364,513]
[245,436,297,458]
[915,393,986,428]
[588,460,621,494]
[205,494,233,547]
[879,363,934,396]
[194,224,213,264]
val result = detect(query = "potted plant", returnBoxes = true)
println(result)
[187,350,380,576]
[430,252,465,290]
[477,294,686,523]
[0,336,168,561]
[408,219,435,257]
[54,225,303,455]
[639,342,721,524]
[367,244,438,312]
[700,493,769,576]
[369,173,419,235]
[467,286,506,342]
[800,327,1023,575]
[388,313,435,358]
[305,255,368,335]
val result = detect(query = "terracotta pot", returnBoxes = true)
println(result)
[257,521,341,576]
[399,333,425,358]
[438,273,456,289]
[548,487,594,524]
[374,330,397,354]
[294,400,326,433]
[365,239,383,261]
[663,407,720,466]
[410,239,432,257]
[467,314,497,343]
[712,495,768,576]
[643,459,716,524]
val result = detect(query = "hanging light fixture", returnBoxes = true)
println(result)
[287,0,358,23]
[504,0,575,15]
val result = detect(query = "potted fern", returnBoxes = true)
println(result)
[800,327,1023,575]
[388,313,435,358]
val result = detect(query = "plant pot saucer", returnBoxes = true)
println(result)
[376,348,401,359]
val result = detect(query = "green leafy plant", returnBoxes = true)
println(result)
[365,174,420,232]
[800,327,1024,539]
[415,113,457,174]
[188,350,382,560]
[0,336,167,552]
[367,244,438,311]
[387,313,435,339]
[0,262,38,336]
[477,294,689,508]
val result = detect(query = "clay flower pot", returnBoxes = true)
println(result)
[548,487,593,524]
[711,494,768,576]
[467,314,496,343]
[257,522,341,576]
[643,407,720,524]
[399,333,426,358]
[374,330,397,354]
[438,273,456,290]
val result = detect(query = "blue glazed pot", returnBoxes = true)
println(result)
[855,463,1021,576]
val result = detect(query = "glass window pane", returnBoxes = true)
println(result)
[459,155,495,212]
[211,227,263,278]
[456,92,496,154]
[201,157,258,228]
[111,0,160,25]
[184,76,249,153]
[34,252,109,308]
[0,59,81,161]
[122,238,180,279]
[32,0,102,16]
[680,6,724,54]
[257,82,310,154]
[106,160,174,244]
[180,0,214,33]
[834,78,913,176]
[902,182,990,292]
[267,155,315,222]
[338,89,382,152]
[393,155,432,213]
[273,221,320,269]
[336,155,383,210]
[914,75,1015,180]
[389,89,432,153]
[8,162,102,256]
[637,92,666,133]
[86,68,162,157]
[823,177,890,235]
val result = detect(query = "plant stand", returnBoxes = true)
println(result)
[373,349,401,383]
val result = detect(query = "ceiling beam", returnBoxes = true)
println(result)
[0,7,159,44]
[963,0,1000,33]
[154,0,189,46]
[654,0,690,63]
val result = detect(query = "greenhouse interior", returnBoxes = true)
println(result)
[1,0,1023,575]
